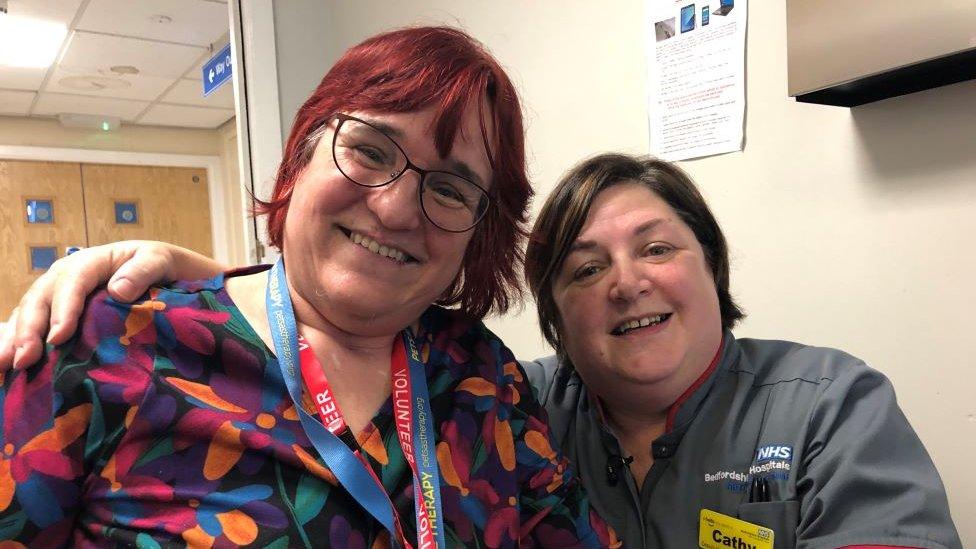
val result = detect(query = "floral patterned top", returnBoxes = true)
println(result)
[0,267,616,548]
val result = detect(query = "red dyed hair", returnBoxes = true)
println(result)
[256,26,530,318]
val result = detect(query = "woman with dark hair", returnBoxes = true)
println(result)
[0,27,615,547]
[521,154,959,548]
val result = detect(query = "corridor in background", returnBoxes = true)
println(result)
[0,159,213,317]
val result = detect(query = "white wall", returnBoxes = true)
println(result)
[271,1,336,146]
[273,2,975,541]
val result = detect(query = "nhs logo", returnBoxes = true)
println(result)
[755,444,792,463]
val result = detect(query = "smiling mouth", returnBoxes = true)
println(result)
[611,313,672,335]
[339,227,417,264]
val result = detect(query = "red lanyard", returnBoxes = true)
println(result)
[297,335,438,549]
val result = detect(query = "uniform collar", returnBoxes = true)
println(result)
[664,331,735,432]
[588,330,739,459]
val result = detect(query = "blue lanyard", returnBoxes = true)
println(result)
[401,331,447,549]
[265,259,445,548]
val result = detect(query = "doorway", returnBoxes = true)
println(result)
[0,0,258,318]
[0,159,215,317]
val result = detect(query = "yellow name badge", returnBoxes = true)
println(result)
[699,509,774,549]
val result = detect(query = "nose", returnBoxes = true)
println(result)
[608,260,652,302]
[365,168,424,231]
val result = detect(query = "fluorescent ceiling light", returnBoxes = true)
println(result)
[0,15,67,69]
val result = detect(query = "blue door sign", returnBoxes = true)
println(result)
[202,43,232,96]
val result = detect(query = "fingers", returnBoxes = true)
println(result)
[47,244,143,344]
[1,241,177,373]
[0,307,20,371]
[10,270,58,369]
[46,263,103,346]
[105,244,172,303]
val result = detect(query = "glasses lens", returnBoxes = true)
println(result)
[333,119,406,187]
[421,172,489,232]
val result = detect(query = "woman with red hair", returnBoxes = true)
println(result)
[0,27,615,547]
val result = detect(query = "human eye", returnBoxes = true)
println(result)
[426,177,473,210]
[336,127,398,172]
[643,242,675,259]
[572,263,603,281]
[351,143,394,170]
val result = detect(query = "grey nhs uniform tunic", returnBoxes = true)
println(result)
[522,332,961,549]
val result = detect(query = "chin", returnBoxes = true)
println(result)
[330,283,437,329]
[617,363,680,386]
[331,286,398,315]
[608,348,684,382]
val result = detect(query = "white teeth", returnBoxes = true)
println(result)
[350,232,408,263]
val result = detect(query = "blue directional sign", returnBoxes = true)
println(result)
[202,43,232,96]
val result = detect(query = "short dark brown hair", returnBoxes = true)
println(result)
[525,153,744,353]
[257,26,530,318]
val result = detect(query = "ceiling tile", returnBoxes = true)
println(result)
[77,0,229,47]
[189,57,207,81]
[4,0,84,27]
[0,90,37,115]
[33,92,149,120]
[139,104,233,128]
[0,66,48,91]
[1,2,77,90]
[161,78,234,108]
[61,31,204,78]
[46,66,176,101]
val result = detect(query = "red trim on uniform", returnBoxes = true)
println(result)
[664,336,724,432]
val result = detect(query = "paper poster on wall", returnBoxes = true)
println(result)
[646,0,747,161]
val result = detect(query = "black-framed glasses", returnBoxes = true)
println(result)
[331,113,491,233]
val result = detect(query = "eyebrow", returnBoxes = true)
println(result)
[359,115,487,188]
[568,218,667,253]
[362,118,406,140]
[445,160,485,187]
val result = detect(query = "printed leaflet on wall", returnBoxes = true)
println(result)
[646,0,747,161]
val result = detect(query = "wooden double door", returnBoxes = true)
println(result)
[0,159,214,318]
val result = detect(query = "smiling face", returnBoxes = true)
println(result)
[282,106,492,337]
[552,182,723,401]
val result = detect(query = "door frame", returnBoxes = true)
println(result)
[231,0,283,263]
[0,145,233,263]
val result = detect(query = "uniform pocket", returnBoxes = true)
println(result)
[737,500,800,549]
